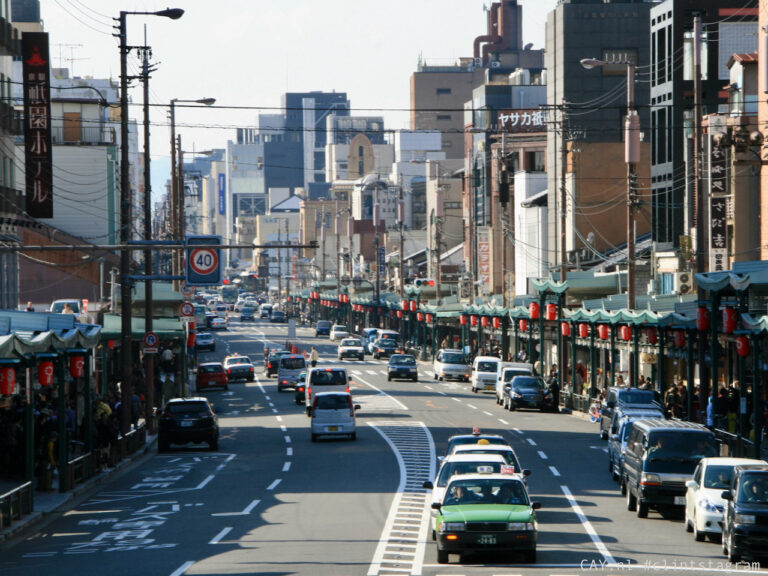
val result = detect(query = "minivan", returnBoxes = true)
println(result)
[305,367,350,415]
[260,303,273,318]
[470,356,500,393]
[721,464,768,562]
[607,409,666,481]
[622,419,718,518]
[277,354,307,392]
[310,391,360,441]
[495,362,534,405]
[600,386,662,439]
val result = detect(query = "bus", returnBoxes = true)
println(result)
[217,285,239,308]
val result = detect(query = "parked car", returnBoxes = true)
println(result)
[277,354,307,392]
[196,362,228,392]
[329,324,349,341]
[315,320,332,337]
[721,464,768,562]
[600,386,662,439]
[503,376,552,411]
[223,355,255,382]
[240,306,256,321]
[433,349,470,382]
[310,391,360,442]
[372,338,404,359]
[337,338,365,361]
[158,397,219,452]
[495,362,534,405]
[607,409,666,481]
[684,457,766,542]
[623,419,718,519]
[195,332,216,352]
[470,356,500,393]
[388,354,418,381]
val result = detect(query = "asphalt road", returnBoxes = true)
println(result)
[1,317,765,576]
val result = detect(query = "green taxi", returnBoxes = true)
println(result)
[431,470,540,564]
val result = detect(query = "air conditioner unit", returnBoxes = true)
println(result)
[673,271,694,295]
[490,61,501,68]
[474,57,483,67]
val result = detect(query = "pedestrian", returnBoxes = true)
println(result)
[25,301,34,312]
[161,373,175,407]
[727,380,740,433]
[309,346,319,367]
[664,384,680,418]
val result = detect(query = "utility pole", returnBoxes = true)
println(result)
[434,163,443,306]
[169,102,178,289]
[693,14,705,274]
[284,218,291,302]
[398,176,405,298]
[321,207,326,281]
[176,134,185,291]
[277,223,282,304]
[560,100,568,284]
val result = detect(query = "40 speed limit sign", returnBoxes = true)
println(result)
[185,235,222,286]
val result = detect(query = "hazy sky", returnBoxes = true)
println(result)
[40,0,558,191]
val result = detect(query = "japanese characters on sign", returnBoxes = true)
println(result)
[710,196,727,272]
[497,109,545,133]
[22,33,53,218]
[710,143,727,195]
[477,226,490,289]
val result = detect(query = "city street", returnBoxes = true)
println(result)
[1,318,764,576]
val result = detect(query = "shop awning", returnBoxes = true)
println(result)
[101,315,185,340]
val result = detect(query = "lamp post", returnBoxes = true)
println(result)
[118,7,183,436]
[169,97,215,288]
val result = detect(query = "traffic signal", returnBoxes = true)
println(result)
[414,278,435,288]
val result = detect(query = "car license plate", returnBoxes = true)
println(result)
[477,534,496,545]
[674,496,686,506]
[180,420,194,427]
[327,426,338,432]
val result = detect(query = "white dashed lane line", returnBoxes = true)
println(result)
[452,397,461,403]
[483,411,493,416]
[549,466,561,477]
[170,561,194,576]
[498,418,509,425]
[282,461,291,472]
[267,479,282,491]
[527,438,537,446]
[513,428,523,434]
[286,447,293,456]
[538,451,548,460]
[284,435,291,443]
[280,425,287,432]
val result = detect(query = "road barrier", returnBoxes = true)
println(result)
[0,481,33,530]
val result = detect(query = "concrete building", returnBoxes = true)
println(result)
[761,1,768,260]
[325,115,391,181]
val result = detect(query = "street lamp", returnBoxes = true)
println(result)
[117,7,183,436]
[580,57,639,311]
[169,97,215,286]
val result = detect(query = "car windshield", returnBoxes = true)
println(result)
[310,370,347,385]
[477,361,498,372]
[199,365,223,373]
[281,357,306,369]
[391,355,416,365]
[332,325,347,332]
[437,461,504,486]
[645,432,718,462]
[455,449,521,470]
[739,475,768,504]
[513,377,546,390]
[703,465,735,490]
[443,479,528,506]
[379,340,398,348]
[341,339,362,346]
[315,395,351,410]
[440,353,465,364]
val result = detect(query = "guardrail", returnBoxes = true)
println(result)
[560,391,592,414]
[118,422,147,461]
[65,453,96,492]
[714,429,768,461]
[0,481,33,530]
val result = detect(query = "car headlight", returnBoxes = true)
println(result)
[513,392,523,399]
[697,496,720,513]
[439,522,465,532]
[507,522,535,531]
[735,513,756,524]
[641,473,661,486]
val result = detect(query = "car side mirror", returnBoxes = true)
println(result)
[685,480,697,489]
[721,490,733,501]
[531,501,542,510]
[423,481,434,489]
[611,434,619,441]
[600,431,608,440]
[431,502,442,510]
[523,469,531,477]
[437,456,444,462]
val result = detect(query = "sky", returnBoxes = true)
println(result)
[40,0,559,197]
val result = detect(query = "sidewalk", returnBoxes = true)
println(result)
[0,433,157,543]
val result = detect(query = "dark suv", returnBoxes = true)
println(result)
[158,397,219,452]
[721,464,768,562]
[315,320,331,336]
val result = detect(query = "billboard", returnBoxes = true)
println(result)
[218,173,226,215]
[477,226,491,290]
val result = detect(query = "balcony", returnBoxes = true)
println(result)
[51,125,116,146]
[0,18,21,56]
[0,185,23,217]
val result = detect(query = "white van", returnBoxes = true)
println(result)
[471,356,501,393]
[495,362,535,404]
[277,354,307,392]
[260,303,273,318]
[310,391,359,442]
[305,367,350,415]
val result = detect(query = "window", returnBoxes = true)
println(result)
[437,114,451,121]
[436,88,452,95]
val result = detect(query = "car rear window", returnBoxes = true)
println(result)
[437,461,503,486]
[503,369,531,382]
[199,365,223,374]
[315,395,351,410]
[281,357,306,369]
[168,402,209,415]
[310,370,347,386]
[456,449,521,471]
[317,321,331,328]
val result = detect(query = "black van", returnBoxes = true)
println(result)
[622,419,718,518]
[600,387,661,439]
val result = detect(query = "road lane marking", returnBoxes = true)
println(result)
[170,561,195,576]
[483,410,493,416]
[452,397,461,402]
[352,375,408,410]
[276,415,283,422]
[549,466,561,477]
[282,461,291,472]
[538,451,548,460]
[527,438,537,446]
[286,447,293,456]
[264,395,271,400]
[196,475,215,489]
[280,425,287,432]
[513,428,523,434]
[284,435,291,443]
[267,479,281,491]
[561,485,615,564]
[466,403,478,410]
[209,527,232,544]
[366,370,378,375]
[498,418,509,425]
[424,385,433,390]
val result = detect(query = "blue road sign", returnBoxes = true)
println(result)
[186,235,222,286]
[378,246,386,276]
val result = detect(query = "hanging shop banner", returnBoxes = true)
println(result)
[477,226,491,288]
[22,32,53,218]
[710,196,727,272]
[218,173,226,215]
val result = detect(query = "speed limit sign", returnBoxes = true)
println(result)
[185,235,222,286]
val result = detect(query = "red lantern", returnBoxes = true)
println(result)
[579,323,589,338]
[723,308,737,334]
[545,303,557,321]
[417,312,424,322]
[410,300,418,312]
[470,315,478,327]
[38,361,54,387]
[286,296,292,302]
[492,316,501,329]
[518,319,528,332]
[647,328,658,345]
[0,367,16,395]
[69,355,85,379]
[107,340,115,349]
[187,332,196,348]
[674,330,686,348]
[736,336,751,357]
[696,307,710,331]
[401,299,408,311]
[620,325,632,342]
[597,324,609,341]
[481,316,489,328]
[426,313,433,323]
[529,301,540,320]
[459,314,468,326]
[561,322,571,337]
[396,310,403,319]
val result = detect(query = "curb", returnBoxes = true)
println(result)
[0,435,157,543]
